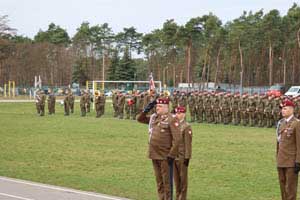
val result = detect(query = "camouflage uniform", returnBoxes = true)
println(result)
[80,91,87,117]
[256,95,265,127]
[240,95,249,126]
[204,94,213,123]
[247,96,256,127]
[212,94,220,124]
[64,91,70,116]
[272,97,281,127]
[117,93,126,119]
[221,94,231,125]
[264,96,273,128]
[188,93,197,122]
[231,94,240,125]
[47,90,56,115]
[69,92,75,114]
[196,93,205,123]
[112,91,118,118]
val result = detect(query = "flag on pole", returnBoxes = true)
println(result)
[149,72,155,90]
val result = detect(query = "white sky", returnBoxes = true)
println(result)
[0,0,297,38]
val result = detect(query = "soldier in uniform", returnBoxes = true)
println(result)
[204,93,213,123]
[221,93,231,125]
[80,90,87,117]
[35,90,41,115]
[64,89,70,116]
[94,90,101,118]
[174,106,192,200]
[38,90,46,116]
[47,88,56,115]
[231,92,240,125]
[125,92,133,119]
[188,92,197,122]
[99,92,106,117]
[196,92,205,123]
[240,93,249,126]
[137,98,181,200]
[273,96,282,127]
[276,99,300,200]
[69,91,75,114]
[212,92,220,124]
[178,92,188,108]
[86,90,91,113]
[293,96,300,119]
[256,94,266,127]
[112,90,119,118]
[171,90,179,113]
[264,95,274,128]
[117,92,125,119]
[247,94,257,127]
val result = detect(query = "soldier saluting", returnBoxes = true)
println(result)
[276,99,300,200]
[137,97,181,200]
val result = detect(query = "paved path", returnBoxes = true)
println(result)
[0,176,130,200]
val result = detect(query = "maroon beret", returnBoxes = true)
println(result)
[175,106,186,113]
[281,99,295,108]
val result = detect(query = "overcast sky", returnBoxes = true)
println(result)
[0,0,297,38]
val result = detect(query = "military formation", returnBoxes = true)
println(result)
[168,90,300,128]
[35,88,300,129]
[34,89,100,117]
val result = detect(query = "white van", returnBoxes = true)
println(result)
[284,86,300,97]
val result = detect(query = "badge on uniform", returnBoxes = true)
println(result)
[174,122,179,127]
[188,130,192,135]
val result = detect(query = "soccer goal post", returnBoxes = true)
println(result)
[90,80,162,94]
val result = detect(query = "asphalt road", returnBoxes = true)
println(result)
[0,176,130,200]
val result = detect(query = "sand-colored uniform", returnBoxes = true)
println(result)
[276,116,300,200]
[174,120,192,200]
[137,112,181,200]
[47,93,56,115]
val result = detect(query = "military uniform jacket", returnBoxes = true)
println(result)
[80,95,87,105]
[69,94,75,104]
[48,94,56,102]
[177,120,192,160]
[118,95,125,107]
[95,96,101,105]
[137,112,181,160]
[64,95,70,105]
[99,96,106,105]
[276,116,300,167]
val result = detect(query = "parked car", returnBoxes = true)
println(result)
[284,86,300,97]
[266,84,285,97]
[105,91,113,97]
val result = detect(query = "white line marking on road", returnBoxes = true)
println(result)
[0,192,35,200]
[0,177,126,200]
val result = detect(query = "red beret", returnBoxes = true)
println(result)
[281,99,295,108]
[175,106,186,113]
[156,98,169,104]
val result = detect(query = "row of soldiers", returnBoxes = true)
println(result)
[170,90,299,128]
[35,89,106,117]
[112,89,157,120]
[111,89,300,128]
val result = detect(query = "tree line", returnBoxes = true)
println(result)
[0,3,300,88]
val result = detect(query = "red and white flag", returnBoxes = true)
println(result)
[149,72,155,90]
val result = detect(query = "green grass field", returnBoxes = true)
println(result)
[0,102,281,200]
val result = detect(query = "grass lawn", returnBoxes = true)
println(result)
[0,102,280,200]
